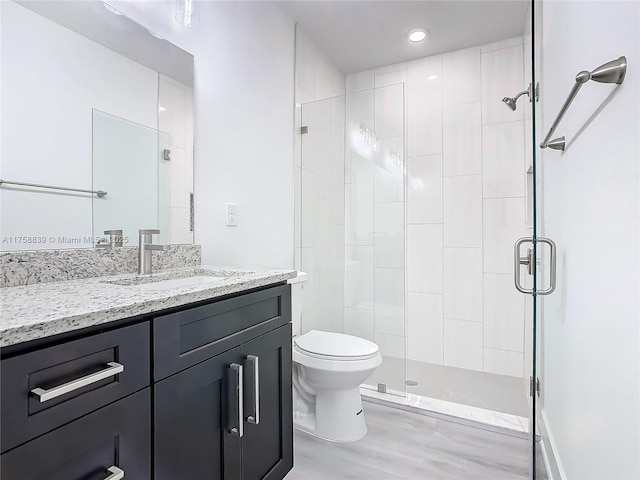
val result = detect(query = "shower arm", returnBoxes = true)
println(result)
[540,56,627,151]
[512,89,530,102]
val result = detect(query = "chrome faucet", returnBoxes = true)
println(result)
[138,229,169,275]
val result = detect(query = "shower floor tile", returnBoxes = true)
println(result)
[285,401,529,480]
[366,355,530,417]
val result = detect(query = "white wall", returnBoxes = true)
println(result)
[0,1,158,249]
[114,1,296,270]
[295,26,346,335]
[346,37,530,377]
[539,1,640,478]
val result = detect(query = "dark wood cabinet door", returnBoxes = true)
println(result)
[0,389,150,480]
[154,347,243,480]
[241,324,293,480]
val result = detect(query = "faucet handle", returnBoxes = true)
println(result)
[139,229,161,235]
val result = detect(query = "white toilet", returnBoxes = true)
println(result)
[288,272,382,443]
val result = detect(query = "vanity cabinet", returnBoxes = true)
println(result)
[0,282,293,480]
[155,324,293,480]
[154,283,293,480]
[1,389,151,480]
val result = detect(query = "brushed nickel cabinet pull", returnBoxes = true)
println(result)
[30,362,124,403]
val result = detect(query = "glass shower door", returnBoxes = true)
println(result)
[298,83,408,399]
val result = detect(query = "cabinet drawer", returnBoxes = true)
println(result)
[1,322,150,453]
[1,388,150,480]
[154,284,291,380]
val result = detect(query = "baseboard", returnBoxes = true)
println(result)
[539,410,566,480]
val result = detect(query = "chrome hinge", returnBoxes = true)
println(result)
[530,376,541,397]
[301,126,309,135]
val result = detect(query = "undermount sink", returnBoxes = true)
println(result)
[102,268,249,291]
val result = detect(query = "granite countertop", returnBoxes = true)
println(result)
[0,266,297,347]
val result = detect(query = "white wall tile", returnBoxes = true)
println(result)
[408,293,444,364]
[375,63,407,88]
[374,268,405,336]
[443,102,482,176]
[345,120,375,183]
[375,63,407,75]
[375,332,405,359]
[346,70,374,94]
[444,319,483,371]
[443,175,482,247]
[345,246,374,310]
[483,121,525,198]
[375,233,404,269]
[408,84,443,157]
[344,308,375,341]
[481,36,524,53]
[314,269,334,331]
[481,44,524,124]
[443,46,481,106]
[301,168,315,247]
[483,273,525,352]
[483,348,524,378]
[301,247,316,333]
[374,83,404,138]
[407,155,443,224]
[374,202,404,234]
[374,136,404,203]
[483,198,526,273]
[407,55,443,85]
[346,90,374,122]
[345,182,374,245]
[444,248,483,322]
[407,55,442,157]
[407,224,443,294]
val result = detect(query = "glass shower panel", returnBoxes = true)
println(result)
[299,84,407,399]
[92,110,160,246]
[300,94,347,337]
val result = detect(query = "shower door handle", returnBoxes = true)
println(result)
[514,237,557,295]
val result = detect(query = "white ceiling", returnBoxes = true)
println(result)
[276,0,529,74]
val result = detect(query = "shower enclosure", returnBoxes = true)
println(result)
[298,33,535,428]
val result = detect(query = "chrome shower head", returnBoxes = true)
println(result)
[502,85,536,111]
[502,96,517,111]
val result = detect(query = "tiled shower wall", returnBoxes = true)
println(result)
[294,27,346,335]
[346,37,529,378]
[343,79,406,359]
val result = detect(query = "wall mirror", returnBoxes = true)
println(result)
[0,0,194,251]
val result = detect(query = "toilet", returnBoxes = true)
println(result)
[288,272,382,443]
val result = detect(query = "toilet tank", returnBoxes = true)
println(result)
[287,271,307,336]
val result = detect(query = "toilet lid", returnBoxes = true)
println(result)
[294,330,379,359]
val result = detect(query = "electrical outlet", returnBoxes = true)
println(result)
[226,203,238,226]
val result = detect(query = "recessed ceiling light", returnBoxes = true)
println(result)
[427,74,438,80]
[408,29,427,43]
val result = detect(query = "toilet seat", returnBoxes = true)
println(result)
[294,330,379,361]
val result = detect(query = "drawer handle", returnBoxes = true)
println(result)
[245,355,260,425]
[104,466,125,480]
[30,362,124,403]
[228,363,243,437]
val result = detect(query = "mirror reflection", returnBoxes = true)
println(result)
[0,0,194,251]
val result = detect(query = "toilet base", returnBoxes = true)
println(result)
[293,387,367,443]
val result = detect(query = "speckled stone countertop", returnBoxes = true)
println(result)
[0,266,297,347]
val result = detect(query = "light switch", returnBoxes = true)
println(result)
[226,203,238,226]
